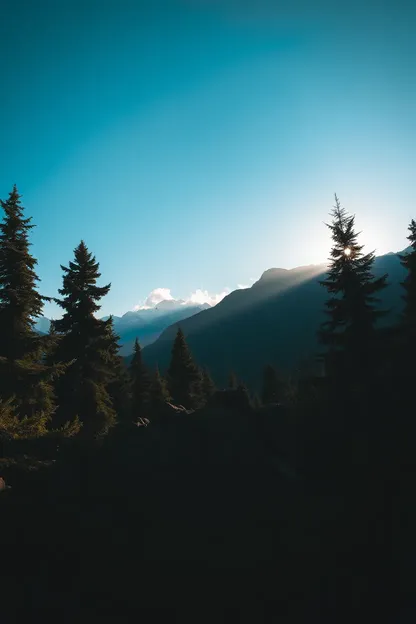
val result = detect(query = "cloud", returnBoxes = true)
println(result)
[185,288,230,307]
[134,288,174,310]
[134,279,256,311]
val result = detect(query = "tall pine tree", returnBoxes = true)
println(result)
[201,367,216,404]
[105,316,130,422]
[53,241,116,437]
[167,327,201,409]
[399,219,416,334]
[149,366,171,408]
[129,337,150,419]
[0,186,59,422]
[319,194,387,381]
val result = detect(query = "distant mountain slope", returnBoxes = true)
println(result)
[35,301,210,355]
[140,252,407,389]
[114,303,210,355]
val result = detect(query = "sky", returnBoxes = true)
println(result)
[1,0,415,318]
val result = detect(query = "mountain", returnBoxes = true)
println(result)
[34,316,51,334]
[140,251,407,389]
[35,300,211,356]
[113,303,211,356]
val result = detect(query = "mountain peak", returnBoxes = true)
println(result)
[155,299,186,311]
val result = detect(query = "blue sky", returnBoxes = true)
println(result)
[1,0,415,318]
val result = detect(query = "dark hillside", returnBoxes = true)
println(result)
[141,252,406,388]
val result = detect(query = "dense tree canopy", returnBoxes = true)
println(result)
[0,186,58,420]
[52,241,116,437]
[399,219,416,331]
[319,195,387,380]
[167,328,201,409]
[129,337,151,419]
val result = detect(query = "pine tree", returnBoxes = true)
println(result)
[261,364,282,405]
[319,194,387,380]
[167,327,201,409]
[399,219,416,333]
[105,316,130,421]
[201,367,216,404]
[53,241,116,437]
[0,186,59,421]
[149,366,171,408]
[129,337,150,419]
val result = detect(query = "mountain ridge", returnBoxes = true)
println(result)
[139,250,407,388]
[35,300,211,355]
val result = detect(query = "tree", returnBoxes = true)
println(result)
[201,367,216,404]
[319,194,387,381]
[53,241,116,437]
[0,186,59,421]
[261,364,282,405]
[0,397,81,458]
[105,316,130,421]
[129,337,150,419]
[399,219,416,333]
[167,328,201,409]
[149,366,171,407]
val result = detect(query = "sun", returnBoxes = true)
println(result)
[344,247,352,257]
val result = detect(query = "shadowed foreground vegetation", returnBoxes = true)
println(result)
[1,384,411,621]
[0,189,415,621]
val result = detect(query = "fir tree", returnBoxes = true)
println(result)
[261,364,282,405]
[319,194,387,380]
[167,327,201,409]
[399,219,416,333]
[129,337,150,419]
[201,367,216,404]
[149,366,171,407]
[0,186,59,420]
[105,316,130,421]
[53,241,116,437]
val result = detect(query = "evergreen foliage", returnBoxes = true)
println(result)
[129,337,151,419]
[105,316,131,421]
[319,194,388,380]
[149,366,171,407]
[0,186,59,421]
[399,219,416,332]
[52,241,116,437]
[201,367,216,404]
[167,327,201,409]
[0,397,82,458]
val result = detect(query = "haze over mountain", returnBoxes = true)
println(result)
[140,249,408,388]
[35,290,212,355]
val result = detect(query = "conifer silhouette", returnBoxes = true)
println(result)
[53,241,116,437]
[319,194,387,380]
[167,327,201,408]
[129,337,150,419]
[0,186,60,422]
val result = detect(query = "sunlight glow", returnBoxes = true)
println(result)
[344,247,352,256]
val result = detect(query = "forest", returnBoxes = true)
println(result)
[0,186,414,621]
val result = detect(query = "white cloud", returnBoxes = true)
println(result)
[134,287,174,310]
[185,288,231,307]
[134,279,254,311]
